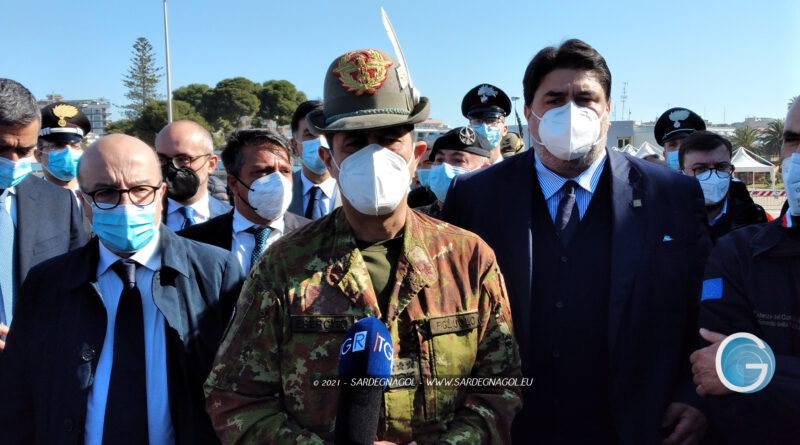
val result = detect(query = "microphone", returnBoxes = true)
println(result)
[335,317,394,445]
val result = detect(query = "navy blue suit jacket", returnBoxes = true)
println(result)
[0,227,245,445]
[15,174,86,286]
[443,148,712,444]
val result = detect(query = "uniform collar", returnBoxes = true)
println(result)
[750,218,800,257]
[323,208,437,321]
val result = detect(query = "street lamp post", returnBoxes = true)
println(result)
[163,0,173,123]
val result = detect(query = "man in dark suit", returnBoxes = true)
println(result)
[443,39,712,444]
[180,128,310,274]
[0,79,86,349]
[287,100,342,219]
[0,133,244,444]
[155,120,232,232]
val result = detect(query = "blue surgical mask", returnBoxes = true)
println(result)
[472,123,501,147]
[45,147,82,181]
[429,163,470,202]
[0,156,33,189]
[91,202,158,253]
[417,168,431,188]
[666,150,680,171]
[301,138,329,174]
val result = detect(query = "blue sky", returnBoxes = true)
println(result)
[3,0,798,127]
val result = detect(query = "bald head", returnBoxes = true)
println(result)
[79,134,162,192]
[782,97,800,160]
[156,120,214,155]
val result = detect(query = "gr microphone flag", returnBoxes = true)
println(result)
[335,317,394,445]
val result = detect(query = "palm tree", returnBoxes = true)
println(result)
[758,119,784,160]
[729,126,760,150]
[789,96,798,110]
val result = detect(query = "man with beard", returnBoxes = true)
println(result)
[444,39,712,444]
[155,120,231,231]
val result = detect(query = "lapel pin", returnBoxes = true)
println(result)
[631,199,643,208]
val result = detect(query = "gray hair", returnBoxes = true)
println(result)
[221,128,293,177]
[0,78,40,127]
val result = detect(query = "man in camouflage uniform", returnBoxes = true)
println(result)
[204,49,522,444]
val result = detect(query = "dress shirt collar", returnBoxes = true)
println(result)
[232,208,284,235]
[167,193,209,219]
[97,227,162,277]
[301,171,337,199]
[534,150,608,200]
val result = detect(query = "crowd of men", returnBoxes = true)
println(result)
[0,37,797,445]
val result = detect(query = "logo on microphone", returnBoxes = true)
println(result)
[373,331,393,361]
[340,330,367,355]
[716,332,775,393]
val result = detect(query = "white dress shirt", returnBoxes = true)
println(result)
[165,194,210,231]
[534,151,607,222]
[84,229,175,445]
[300,172,337,217]
[231,208,285,274]
[1,186,18,227]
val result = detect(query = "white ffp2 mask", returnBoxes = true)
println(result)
[330,144,411,216]
[530,102,605,161]
[247,172,293,221]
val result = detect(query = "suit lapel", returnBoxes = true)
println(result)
[289,170,304,215]
[15,176,39,285]
[607,151,647,352]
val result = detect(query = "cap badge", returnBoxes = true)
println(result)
[52,104,79,127]
[458,126,476,145]
[669,109,690,128]
[477,85,498,103]
[333,49,393,96]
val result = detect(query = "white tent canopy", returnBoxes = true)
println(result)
[634,141,663,159]
[731,147,775,188]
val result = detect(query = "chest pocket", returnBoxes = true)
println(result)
[420,311,480,422]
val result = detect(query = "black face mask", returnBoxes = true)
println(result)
[162,163,200,202]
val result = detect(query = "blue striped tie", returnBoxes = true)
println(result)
[248,226,273,271]
[0,191,15,326]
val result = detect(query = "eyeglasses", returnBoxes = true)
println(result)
[692,164,735,180]
[158,153,210,169]
[469,117,504,126]
[83,184,162,209]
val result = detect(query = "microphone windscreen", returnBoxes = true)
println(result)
[338,316,394,380]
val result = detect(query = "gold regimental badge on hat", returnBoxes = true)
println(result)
[459,126,476,145]
[333,50,393,96]
[53,104,79,127]
[669,109,689,128]
[477,85,497,103]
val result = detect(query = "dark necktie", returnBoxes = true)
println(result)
[104,259,149,444]
[305,186,324,219]
[555,180,580,246]
[248,226,273,271]
[179,206,196,229]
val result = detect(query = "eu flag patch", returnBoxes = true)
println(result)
[701,278,723,301]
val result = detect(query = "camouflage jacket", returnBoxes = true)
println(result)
[204,208,522,445]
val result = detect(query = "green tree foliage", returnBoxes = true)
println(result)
[758,119,784,160]
[202,77,261,129]
[790,96,798,110]
[111,100,209,146]
[729,126,760,150]
[122,37,163,119]
[173,83,211,115]
[105,119,135,135]
[258,80,308,125]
